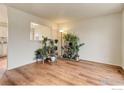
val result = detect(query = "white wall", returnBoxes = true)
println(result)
[122,11,124,69]
[65,13,122,66]
[0,5,8,23]
[0,5,8,57]
[7,7,56,69]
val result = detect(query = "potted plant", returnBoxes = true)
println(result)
[63,33,85,61]
[35,48,43,62]
[49,39,58,62]
[35,36,58,63]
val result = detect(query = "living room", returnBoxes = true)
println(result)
[0,3,123,86]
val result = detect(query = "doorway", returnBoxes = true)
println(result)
[0,5,8,78]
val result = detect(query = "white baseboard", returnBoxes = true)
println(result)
[80,59,121,67]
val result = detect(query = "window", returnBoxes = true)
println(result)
[30,22,51,41]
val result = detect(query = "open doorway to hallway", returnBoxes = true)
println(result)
[0,5,8,78]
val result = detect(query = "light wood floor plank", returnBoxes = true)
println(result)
[0,59,124,85]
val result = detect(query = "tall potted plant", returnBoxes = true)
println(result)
[48,39,58,62]
[63,33,85,61]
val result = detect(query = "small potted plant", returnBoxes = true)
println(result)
[35,48,43,62]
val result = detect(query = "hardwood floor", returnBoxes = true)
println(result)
[0,59,124,85]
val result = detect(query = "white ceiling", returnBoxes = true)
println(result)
[7,3,123,23]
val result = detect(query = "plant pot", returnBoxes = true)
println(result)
[76,56,79,61]
[37,58,42,61]
[51,56,56,62]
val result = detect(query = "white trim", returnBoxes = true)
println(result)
[80,59,121,67]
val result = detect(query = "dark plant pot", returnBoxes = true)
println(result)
[69,42,72,47]
[36,54,41,59]
[36,54,43,61]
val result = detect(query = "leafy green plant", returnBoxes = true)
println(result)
[63,33,85,60]
[35,36,58,61]
[48,39,58,56]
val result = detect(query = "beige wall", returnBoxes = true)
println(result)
[0,5,8,78]
[62,13,122,66]
[7,7,57,69]
[0,5,8,23]
[0,5,8,57]
[122,10,124,69]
